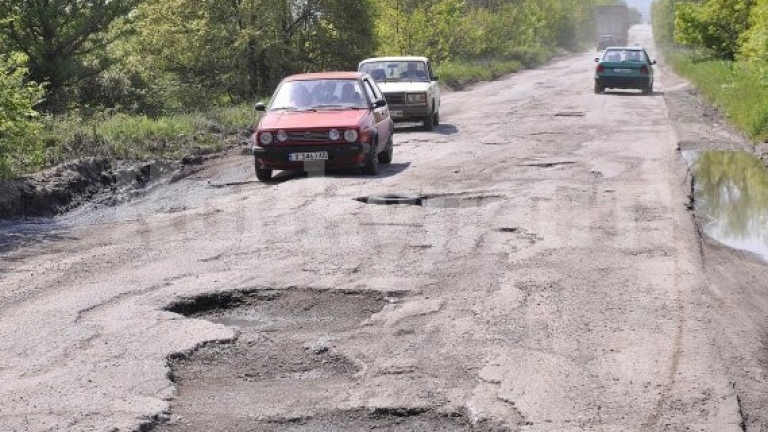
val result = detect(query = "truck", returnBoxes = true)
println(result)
[594,4,629,49]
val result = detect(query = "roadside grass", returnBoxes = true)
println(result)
[0,136,45,179]
[435,46,562,90]
[38,103,257,170]
[666,50,768,142]
[436,60,523,89]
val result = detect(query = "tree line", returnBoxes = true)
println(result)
[651,0,768,143]
[652,0,768,62]
[1,0,631,117]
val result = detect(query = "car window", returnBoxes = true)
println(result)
[359,60,429,82]
[269,79,368,110]
[602,49,645,62]
[625,50,644,61]
[603,50,623,62]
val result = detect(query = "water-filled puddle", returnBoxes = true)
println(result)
[684,150,768,261]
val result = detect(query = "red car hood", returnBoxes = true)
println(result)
[260,109,366,130]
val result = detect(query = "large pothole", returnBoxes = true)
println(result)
[222,408,481,431]
[156,288,484,431]
[356,193,504,208]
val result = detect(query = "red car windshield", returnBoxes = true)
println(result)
[270,79,368,111]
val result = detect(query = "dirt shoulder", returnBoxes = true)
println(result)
[0,140,250,220]
[661,51,768,430]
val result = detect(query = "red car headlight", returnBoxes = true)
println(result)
[344,129,359,143]
[259,131,274,145]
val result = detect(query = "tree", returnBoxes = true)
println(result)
[0,52,44,177]
[675,0,755,59]
[739,0,768,61]
[651,0,676,46]
[0,0,143,112]
[127,0,374,106]
[374,0,468,63]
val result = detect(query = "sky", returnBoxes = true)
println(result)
[625,0,653,21]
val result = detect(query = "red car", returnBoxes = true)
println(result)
[251,71,395,181]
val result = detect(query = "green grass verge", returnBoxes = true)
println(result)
[36,103,257,171]
[435,46,558,90]
[436,60,523,89]
[666,50,768,142]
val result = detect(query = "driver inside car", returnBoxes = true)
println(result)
[289,84,313,109]
[400,62,427,80]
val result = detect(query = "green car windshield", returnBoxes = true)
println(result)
[602,49,646,62]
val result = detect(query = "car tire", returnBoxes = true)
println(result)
[642,82,653,94]
[379,135,394,164]
[433,111,440,126]
[423,110,435,131]
[594,83,604,94]
[362,138,379,175]
[255,163,272,182]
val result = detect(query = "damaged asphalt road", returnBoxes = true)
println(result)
[2,24,768,431]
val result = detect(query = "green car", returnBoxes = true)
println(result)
[594,47,656,94]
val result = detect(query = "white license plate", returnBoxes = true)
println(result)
[390,110,403,117]
[613,68,633,73]
[289,151,328,162]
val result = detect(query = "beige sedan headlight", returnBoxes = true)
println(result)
[407,93,427,104]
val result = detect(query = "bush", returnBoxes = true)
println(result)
[0,53,45,178]
[205,104,260,131]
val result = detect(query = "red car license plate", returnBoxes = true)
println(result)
[289,151,329,162]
